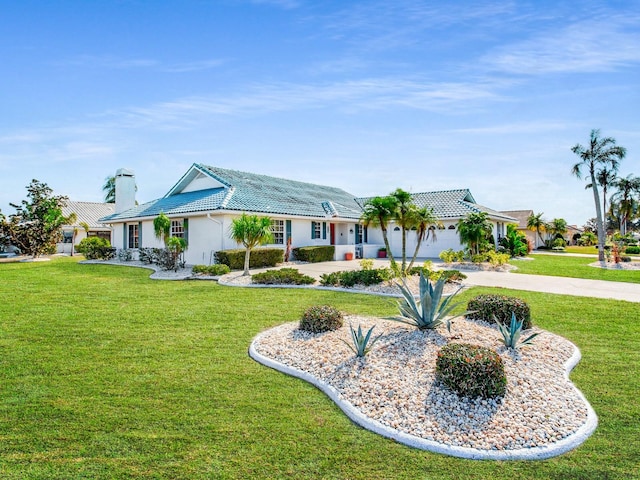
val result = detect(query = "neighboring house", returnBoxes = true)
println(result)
[499,209,542,249]
[58,201,115,254]
[99,164,515,264]
[566,225,584,245]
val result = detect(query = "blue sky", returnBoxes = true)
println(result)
[1,0,638,227]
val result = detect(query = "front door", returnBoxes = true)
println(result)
[330,223,335,245]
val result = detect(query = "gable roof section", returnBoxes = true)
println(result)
[499,210,534,229]
[63,201,115,229]
[357,190,517,222]
[101,163,363,222]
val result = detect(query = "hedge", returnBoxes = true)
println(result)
[214,248,284,270]
[292,245,335,263]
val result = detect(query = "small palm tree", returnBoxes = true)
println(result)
[360,195,399,271]
[611,174,640,235]
[457,212,492,256]
[545,218,568,246]
[571,129,626,261]
[526,212,546,249]
[406,206,439,271]
[153,212,171,246]
[230,213,273,276]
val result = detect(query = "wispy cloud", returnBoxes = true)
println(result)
[453,121,570,135]
[51,55,225,73]
[249,0,300,9]
[483,15,640,75]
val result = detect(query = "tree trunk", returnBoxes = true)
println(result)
[243,247,251,276]
[590,172,606,261]
[380,226,397,273]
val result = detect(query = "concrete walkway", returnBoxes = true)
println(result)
[282,258,640,303]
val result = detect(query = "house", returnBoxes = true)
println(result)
[99,164,515,264]
[499,209,542,249]
[58,201,115,254]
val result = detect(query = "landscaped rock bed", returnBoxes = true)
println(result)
[250,316,597,460]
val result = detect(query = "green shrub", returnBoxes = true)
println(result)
[624,246,640,255]
[436,343,506,399]
[620,256,632,263]
[406,267,467,283]
[319,268,392,287]
[466,294,532,329]
[76,237,115,260]
[359,259,374,270]
[299,305,343,333]
[292,245,335,263]
[215,248,284,270]
[192,264,231,276]
[439,249,465,263]
[252,268,315,285]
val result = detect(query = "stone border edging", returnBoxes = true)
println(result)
[248,331,598,460]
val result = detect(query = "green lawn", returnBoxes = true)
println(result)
[511,254,640,283]
[0,257,638,479]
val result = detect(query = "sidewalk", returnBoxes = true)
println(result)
[284,258,640,303]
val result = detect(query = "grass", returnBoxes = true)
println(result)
[0,257,638,479]
[511,254,640,283]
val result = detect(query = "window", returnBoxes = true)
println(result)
[62,231,73,244]
[312,221,321,239]
[272,220,284,244]
[171,220,184,238]
[128,224,139,248]
[355,224,368,243]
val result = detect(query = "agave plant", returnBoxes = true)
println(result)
[342,324,383,357]
[498,312,541,349]
[392,272,468,331]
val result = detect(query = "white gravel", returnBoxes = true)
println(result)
[250,316,597,459]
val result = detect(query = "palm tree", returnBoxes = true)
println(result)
[406,206,439,271]
[546,218,568,245]
[457,212,492,256]
[586,166,618,226]
[526,212,546,249]
[389,188,415,274]
[360,195,399,271]
[153,212,171,246]
[571,129,626,261]
[230,213,273,276]
[102,176,116,203]
[611,174,640,235]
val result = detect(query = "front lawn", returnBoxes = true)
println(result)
[0,257,638,479]
[511,254,640,283]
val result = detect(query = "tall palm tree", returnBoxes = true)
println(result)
[571,129,626,261]
[230,213,273,276]
[406,206,439,271]
[360,195,399,271]
[389,188,415,274]
[102,176,116,203]
[611,174,640,235]
[526,212,546,249]
[585,166,618,227]
[457,212,492,256]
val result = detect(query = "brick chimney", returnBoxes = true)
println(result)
[115,168,136,213]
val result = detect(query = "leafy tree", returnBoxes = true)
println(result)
[167,236,187,271]
[102,176,116,203]
[230,213,273,276]
[579,231,597,246]
[499,224,528,257]
[153,212,171,246]
[545,218,568,246]
[571,129,626,261]
[0,179,69,257]
[457,212,493,256]
[360,195,399,271]
[406,206,439,271]
[526,212,546,248]
[611,174,640,235]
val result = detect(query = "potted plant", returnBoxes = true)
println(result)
[377,247,387,258]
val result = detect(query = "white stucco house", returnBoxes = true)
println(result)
[99,164,515,265]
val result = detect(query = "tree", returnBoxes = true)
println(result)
[360,195,399,272]
[457,212,493,256]
[571,129,626,261]
[545,218,568,245]
[499,223,528,257]
[585,166,618,226]
[611,174,640,235]
[0,179,69,257]
[389,188,415,274]
[102,176,116,203]
[230,213,273,276]
[153,212,171,246]
[406,206,439,271]
[526,212,546,249]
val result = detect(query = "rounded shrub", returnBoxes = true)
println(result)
[436,343,506,399]
[466,294,532,330]
[299,305,343,333]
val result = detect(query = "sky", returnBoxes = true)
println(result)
[1,0,638,227]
